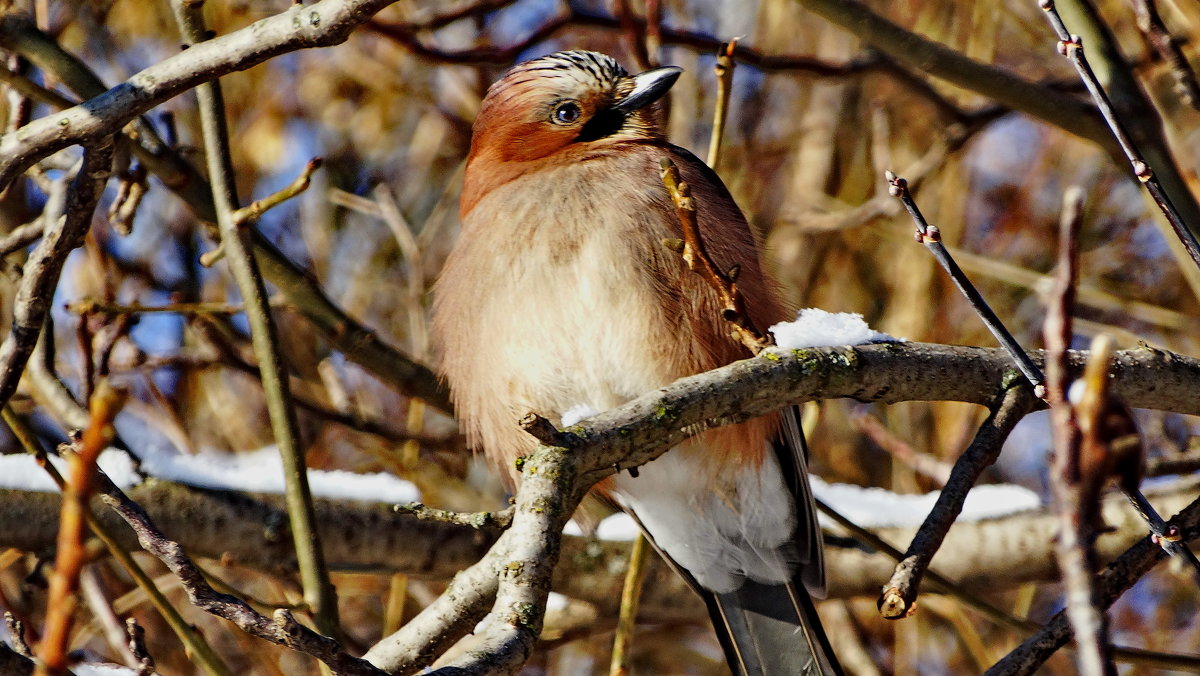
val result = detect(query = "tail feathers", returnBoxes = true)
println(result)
[706,580,844,676]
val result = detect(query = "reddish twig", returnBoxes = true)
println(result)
[38,381,126,675]
[852,409,952,486]
[1043,187,1115,676]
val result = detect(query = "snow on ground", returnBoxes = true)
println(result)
[0,445,418,503]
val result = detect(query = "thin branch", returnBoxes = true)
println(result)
[37,382,126,675]
[1038,0,1200,272]
[985,493,1200,675]
[706,39,737,169]
[0,219,42,258]
[609,534,650,676]
[1043,186,1115,676]
[0,139,112,412]
[1146,448,1200,477]
[171,0,338,639]
[91,459,385,675]
[790,0,1115,153]
[877,385,1036,619]
[231,157,322,226]
[1129,0,1200,109]
[851,409,952,486]
[886,170,1046,395]
[613,0,652,71]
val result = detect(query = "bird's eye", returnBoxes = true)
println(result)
[553,102,581,125]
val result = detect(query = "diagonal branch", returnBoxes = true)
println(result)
[877,384,1037,619]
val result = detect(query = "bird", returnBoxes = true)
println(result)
[432,49,842,676]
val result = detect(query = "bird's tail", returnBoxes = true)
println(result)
[704,578,843,676]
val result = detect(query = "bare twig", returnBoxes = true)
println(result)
[65,299,258,316]
[231,157,322,226]
[985,493,1200,675]
[0,10,451,413]
[4,612,32,657]
[1043,187,1115,676]
[0,219,42,258]
[877,385,1036,619]
[706,39,737,169]
[851,409,952,486]
[886,170,1046,396]
[1129,0,1200,109]
[613,0,652,70]
[660,159,770,352]
[126,618,155,676]
[0,139,112,416]
[1038,0,1200,271]
[171,0,338,639]
[91,464,385,675]
[37,381,126,675]
[609,534,650,676]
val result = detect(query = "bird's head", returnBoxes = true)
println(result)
[461,51,682,213]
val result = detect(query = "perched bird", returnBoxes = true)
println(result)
[433,50,842,676]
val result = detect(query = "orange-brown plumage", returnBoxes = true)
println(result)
[441,52,786,483]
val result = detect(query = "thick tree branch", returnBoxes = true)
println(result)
[0,0,404,190]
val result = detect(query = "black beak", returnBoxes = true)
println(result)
[612,66,683,114]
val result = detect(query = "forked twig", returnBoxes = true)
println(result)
[660,159,771,353]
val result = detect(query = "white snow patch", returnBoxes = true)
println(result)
[595,512,640,541]
[546,591,570,613]
[0,445,418,503]
[561,404,599,427]
[71,665,137,676]
[0,450,140,492]
[769,308,900,349]
[810,476,1040,529]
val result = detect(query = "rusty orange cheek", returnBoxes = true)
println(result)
[500,122,578,162]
